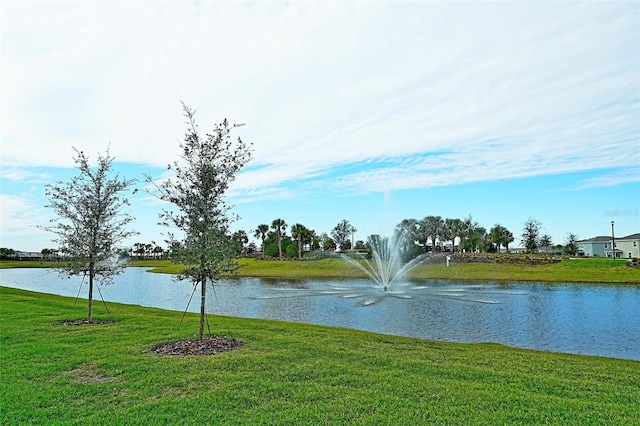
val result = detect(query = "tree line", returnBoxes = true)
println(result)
[246,216,580,261]
[3,215,579,265]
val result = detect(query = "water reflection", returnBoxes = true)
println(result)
[1,268,639,360]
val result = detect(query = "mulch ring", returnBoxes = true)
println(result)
[54,319,116,326]
[151,337,244,356]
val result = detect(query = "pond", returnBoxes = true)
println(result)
[1,267,639,360]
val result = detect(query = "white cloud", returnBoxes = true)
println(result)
[0,168,52,183]
[573,168,640,190]
[1,0,638,198]
[0,194,49,242]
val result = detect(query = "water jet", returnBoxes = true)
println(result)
[339,235,428,292]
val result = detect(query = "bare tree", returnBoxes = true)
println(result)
[40,148,138,321]
[146,103,252,340]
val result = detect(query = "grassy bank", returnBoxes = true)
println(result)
[137,257,640,283]
[0,260,62,269]
[4,257,639,283]
[1,286,638,425]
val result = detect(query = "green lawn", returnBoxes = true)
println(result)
[3,257,639,283]
[1,286,638,425]
[135,257,640,284]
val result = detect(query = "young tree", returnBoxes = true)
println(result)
[147,103,252,340]
[539,234,553,254]
[40,148,138,321]
[564,232,579,255]
[318,232,333,251]
[331,219,352,251]
[521,218,542,257]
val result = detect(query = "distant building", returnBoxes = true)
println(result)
[577,236,610,257]
[14,251,43,261]
[613,233,640,259]
[578,233,639,258]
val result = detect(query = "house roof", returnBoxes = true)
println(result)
[578,233,640,243]
[577,236,610,243]
[618,233,640,240]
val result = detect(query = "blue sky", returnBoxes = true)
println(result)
[1,0,639,252]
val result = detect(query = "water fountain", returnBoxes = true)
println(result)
[252,235,508,307]
[339,235,427,292]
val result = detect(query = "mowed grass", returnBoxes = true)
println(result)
[5,257,639,283]
[1,286,639,425]
[138,257,640,284]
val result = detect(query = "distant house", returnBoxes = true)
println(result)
[577,236,610,257]
[578,233,639,258]
[614,233,640,259]
[14,251,43,261]
[500,247,526,254]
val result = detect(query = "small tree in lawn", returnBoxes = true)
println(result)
[521,217,542,258]
[331,219,352,251]
[40,148,138,321]
[564,232,579,256]
[147,103,252,340]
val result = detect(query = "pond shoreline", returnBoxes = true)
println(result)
[2,256,639,284]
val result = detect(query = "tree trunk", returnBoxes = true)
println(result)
[199,277,206,340]
[277,233,282,259]
[88,264,94,321]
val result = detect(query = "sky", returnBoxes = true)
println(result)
[1,0,639,253]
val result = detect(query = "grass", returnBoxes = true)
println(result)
[0,260,63,269]
[5,257,639,283]
[134,257,640,284]
[1,286,639,425]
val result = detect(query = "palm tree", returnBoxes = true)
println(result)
[395,218,418,256]
[395,218,418,242]
[421,215,444,252]
[271,218,287,259]
[445,218,464,252]
[503,229,514,253]
[233,230,249,256]
[490,224,506,252]
[253,224,269,259]
[291,223,307,260]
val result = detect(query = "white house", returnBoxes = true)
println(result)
[577,236,610,257]
[579,233,639,258]
[613,233,640,259]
